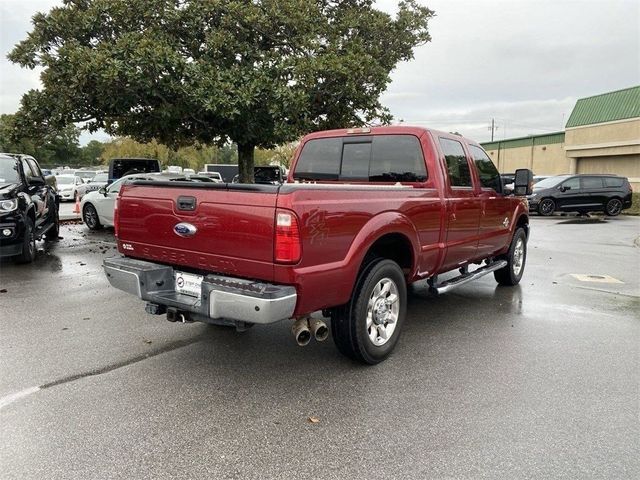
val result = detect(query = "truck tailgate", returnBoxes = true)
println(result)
[116,183,278,281]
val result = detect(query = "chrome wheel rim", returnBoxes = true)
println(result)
[607,200,621,215]
[27,228,35,257]
[84,207,97,228]
[366,277,400,347]
[512,238,525,277]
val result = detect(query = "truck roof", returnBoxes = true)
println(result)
[300,125,482,147]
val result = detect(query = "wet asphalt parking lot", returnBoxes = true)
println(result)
[0,214,638,479]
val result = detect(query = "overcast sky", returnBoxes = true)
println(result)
[1,0,638,145]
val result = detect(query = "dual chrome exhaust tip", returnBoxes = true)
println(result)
[292,317,329,346]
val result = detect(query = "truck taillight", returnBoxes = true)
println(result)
[114,196,120,238]
[274,209,301,264]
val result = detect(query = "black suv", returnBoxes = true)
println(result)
[0,153,60,263]
[528,174,633,216]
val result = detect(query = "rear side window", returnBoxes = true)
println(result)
[581,177,603,189]
[370,135,427,182]
[294,135,427,182]
[603,177,624,187]
[439,138,472,187]
[469,145,501,192]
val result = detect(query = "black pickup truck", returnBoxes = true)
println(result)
[0,153,59,263]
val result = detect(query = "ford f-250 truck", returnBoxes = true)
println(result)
[104,126,532,364]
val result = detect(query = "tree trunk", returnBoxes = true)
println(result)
[237,143,255,183]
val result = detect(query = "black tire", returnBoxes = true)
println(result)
[44,198,60,241]
[538,198,555,216]
[605,198,623,217]
[331,258,407,364]
[83,203,102,230]
[494,228,527,286]
[16,218,37,264]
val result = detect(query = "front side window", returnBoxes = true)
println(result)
[26,159,42,178]
[21,159,36,180]
[439,138,472,187]
[469,145,501,192]
[561,177,580,191]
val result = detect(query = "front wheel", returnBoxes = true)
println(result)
[83,204,102,230]
[538,198,555,216]
[605,198,622,216]
[331,258,407,364]
[16,218,37,264]
[494,228,527,286]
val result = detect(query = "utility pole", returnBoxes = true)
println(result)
[488,118,499,141]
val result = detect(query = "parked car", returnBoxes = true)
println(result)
[55,174,86,201]
[203,164,239,182]
[107,158,161,184]
[0,153,59,263]
[197,172,224,183]
[104,126,533,364]
[75,170,100,182]
[81,172,217,229]
[528,174,633,216]
[232,165,286,184]
[79,172,109,198]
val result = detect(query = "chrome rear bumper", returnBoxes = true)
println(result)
[103,256,296,324]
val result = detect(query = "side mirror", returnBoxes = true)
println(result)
[513,169,534,196]
[559,185,570,192]
[99,186,107,196]
[28,176,45,186]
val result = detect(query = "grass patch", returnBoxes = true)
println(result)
[623,192,640,216]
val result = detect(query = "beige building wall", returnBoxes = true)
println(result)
[486,143,570,175]
[577,155,640,188]
[565,118,640,187]
[565,118,640,146]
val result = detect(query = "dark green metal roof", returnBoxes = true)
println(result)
[565,85,640,128]
[481,132,565,151]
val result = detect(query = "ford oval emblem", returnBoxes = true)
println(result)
[174,222,197,237]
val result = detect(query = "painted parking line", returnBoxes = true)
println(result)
[570,274,624,284]
[0,386,40,411]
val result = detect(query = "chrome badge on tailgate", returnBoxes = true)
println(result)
[173,222,197,237]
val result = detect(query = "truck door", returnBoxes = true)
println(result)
[468,145,512,257]
[438,137,481,270]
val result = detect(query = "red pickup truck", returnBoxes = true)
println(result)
[104,126,532,364]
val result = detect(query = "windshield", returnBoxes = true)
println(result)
[533,176,566,190]
[92,173,108,183]
[56,176,75,185]
[0,157,20,183]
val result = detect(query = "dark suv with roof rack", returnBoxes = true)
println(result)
[527,174,632,216]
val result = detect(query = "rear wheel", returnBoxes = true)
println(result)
[494,228,527,286]
[331,258,407,364]
[83,204,102,230]
[538,198,555,216]
[605,198,622,216]
[16,218,36,264]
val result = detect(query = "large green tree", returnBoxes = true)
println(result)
[9,0,433,182]
[0,113,82,166]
